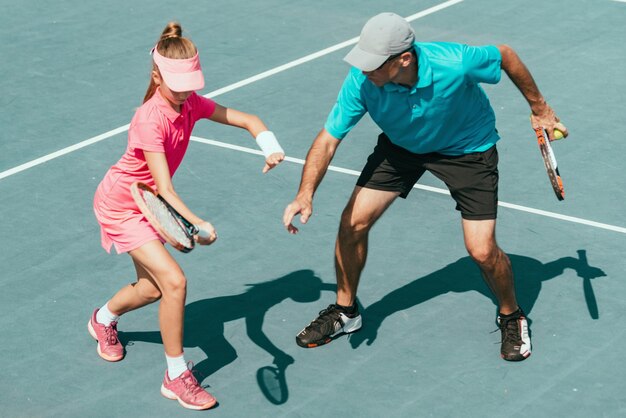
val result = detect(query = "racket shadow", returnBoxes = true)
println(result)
[256,363,289,405]
[119,269,335,401]
[348,252,607,349]
[575,249,606,320]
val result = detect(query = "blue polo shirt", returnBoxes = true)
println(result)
[324,42,502,155]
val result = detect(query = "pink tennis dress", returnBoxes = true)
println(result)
[93,89,216,253]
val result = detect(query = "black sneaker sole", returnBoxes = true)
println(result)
[295,336,332,348]
[501,351,531,361]
[295,328,361,348]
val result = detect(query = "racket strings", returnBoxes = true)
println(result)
[142,191,194,247]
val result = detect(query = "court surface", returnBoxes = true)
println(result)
[1,0,625,417]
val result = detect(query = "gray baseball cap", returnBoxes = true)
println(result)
[344,12,415,72]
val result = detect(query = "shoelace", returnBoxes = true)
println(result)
[104,322,119,345]
[181,373,204,394]
[500,317,522,344]
[180,362,207,396]
[307,305,350,335]
[312,305,342,325]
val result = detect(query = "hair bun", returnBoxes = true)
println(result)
[159,22,183,41]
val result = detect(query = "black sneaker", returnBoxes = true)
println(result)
[498,308,531,361]
[296,304,362,348]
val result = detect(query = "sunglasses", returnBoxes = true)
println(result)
[374,47,415,71]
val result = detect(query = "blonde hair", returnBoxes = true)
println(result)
[143,22,198,103]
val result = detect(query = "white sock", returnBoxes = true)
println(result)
[96,302,120,325]
[166,353,188,380]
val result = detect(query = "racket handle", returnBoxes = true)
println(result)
[543,130,559,168]
[195,222,217,240]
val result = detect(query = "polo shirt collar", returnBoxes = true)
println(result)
[414,45,433,89]
[383,44,433,94]
[155,88,194,122]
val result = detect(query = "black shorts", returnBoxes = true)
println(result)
[356,133,499,220]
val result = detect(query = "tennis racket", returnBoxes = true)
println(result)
[130,182,199,253]
[534,127,565,201]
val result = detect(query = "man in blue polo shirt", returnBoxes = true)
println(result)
[283,12,567,361]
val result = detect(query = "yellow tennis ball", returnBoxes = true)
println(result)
[553,129,564,140]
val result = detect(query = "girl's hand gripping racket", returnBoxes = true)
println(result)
[533,127,565,201]
[130,182,199,252]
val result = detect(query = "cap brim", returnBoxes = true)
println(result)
[343,44,389,72]
[160,69,205,92]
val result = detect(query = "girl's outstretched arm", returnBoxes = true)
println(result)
[209,104,285,173]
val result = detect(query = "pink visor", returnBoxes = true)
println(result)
[152,45,205,92]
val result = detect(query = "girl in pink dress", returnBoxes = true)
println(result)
[89,22,284,410]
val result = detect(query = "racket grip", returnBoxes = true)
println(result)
[543,134,558,169]
[195,222,217,239]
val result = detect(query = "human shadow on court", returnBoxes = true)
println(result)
[349,250,606,349]
[119,269,335,404]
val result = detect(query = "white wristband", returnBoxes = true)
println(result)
[255,131,284,158]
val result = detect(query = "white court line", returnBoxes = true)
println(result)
[0,0,463,181]
[0,125,130,180]
[191,136,626,235]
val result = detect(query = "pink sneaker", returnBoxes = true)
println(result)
[161,365,217,410]
[87,309,124,362]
